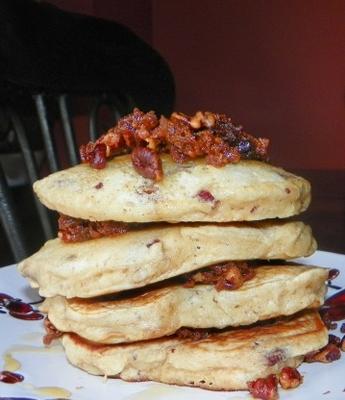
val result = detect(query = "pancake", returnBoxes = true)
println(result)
[42,264,328,344]
[61,310,327,391]
[33,155,310,223]
[18,221,316,298]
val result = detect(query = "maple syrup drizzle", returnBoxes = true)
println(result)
[125,384,185,399]
[3,352,21,372]
[0,294,45,387]
[0,293,44,321]
[32,385,71,398]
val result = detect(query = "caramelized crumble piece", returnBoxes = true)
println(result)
[304,343,341,363]
[305,333,343,363]
[58,214,130,243]
[183,261,255,291]
[278,367,303,390]
[43,317,62,345]
[247,374,278,400]
[176,327,209,341]
[80,108,269,180]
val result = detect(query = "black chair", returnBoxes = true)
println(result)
[0,92,136,264]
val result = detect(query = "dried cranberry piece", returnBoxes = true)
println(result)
[197,190,215,202]
[94,182,103,189]
[265,348,286,366]
[247,375,278,400]
[131,147,163,181]
[90,143,107,169]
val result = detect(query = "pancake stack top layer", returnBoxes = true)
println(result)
[18,109,335,399]
[32,155,311,223]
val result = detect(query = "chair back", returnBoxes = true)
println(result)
[0,92,133,264]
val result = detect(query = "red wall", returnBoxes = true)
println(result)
[152,0,345,170]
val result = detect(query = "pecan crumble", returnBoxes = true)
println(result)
[58,214,130,243]
[80,108,269,180]
[43,317,62,345]
[183,261,255,291]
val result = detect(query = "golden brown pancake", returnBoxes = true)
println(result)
[18,221,316,298]
[61,310,327,391]
[42,264,328,344]
[33,155,310,223]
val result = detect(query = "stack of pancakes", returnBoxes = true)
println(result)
[19,153,329,395]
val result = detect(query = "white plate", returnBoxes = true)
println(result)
[0,250,345,400]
